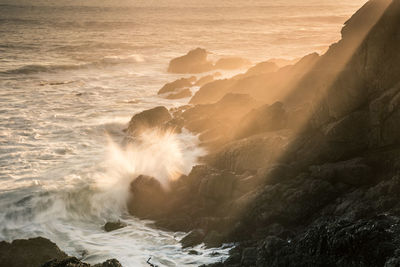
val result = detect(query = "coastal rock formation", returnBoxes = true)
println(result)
[126,0,400,266]
[0,237,67,267]
[157,77,195,95]
[0,237,122,267]
[168,48,214,74]
[125,106,171,137]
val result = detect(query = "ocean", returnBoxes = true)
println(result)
[0,0,367,266]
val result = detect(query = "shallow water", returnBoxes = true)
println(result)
[0,0,367,266]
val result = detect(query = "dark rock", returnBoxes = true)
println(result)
[42,257,122,267]
[127,175,167,219]
[180,229,206,248]
[158,77,195,95]
[104,221,127,232]
[165,88,192,99]
[190,79,238,105]
[204,231,224,248]
[168,48,214,74]
[0,237,68,267]
[309,158,373,186]
[240,247,257,266]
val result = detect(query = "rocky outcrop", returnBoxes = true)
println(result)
[0,237,122,267]
[0,237,68,267]
[125,106,171,137]
[168,48,214,74]
[158,77,195,95]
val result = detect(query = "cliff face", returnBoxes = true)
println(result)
[124,0,400,266]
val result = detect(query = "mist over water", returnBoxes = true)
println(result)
[0,0,367,266]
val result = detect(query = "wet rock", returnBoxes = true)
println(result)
[126,106,172,137]
[42,257,122,267]
[127,175,167,219]
[165,88,192,99]
[180,229,206,248]
[0,237,68,267]
[158,77,195,95]
[214,57,251,70]
[104,221,127,232]
[168,48,214,74]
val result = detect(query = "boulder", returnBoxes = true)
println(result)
[158,77,195,95]
[127,175,167,219]
[126,106,171,137]
[103,221,127,232]
[0,237,67,267]
[168,48,214,74]
[165,88,192,99]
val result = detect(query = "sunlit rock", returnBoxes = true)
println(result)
[168,48,214,74]
[158,77,195,95]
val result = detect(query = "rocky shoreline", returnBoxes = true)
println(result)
[126,0,400,266]
[2,0,400,266]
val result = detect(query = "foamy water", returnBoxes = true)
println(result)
[0,0,367,266]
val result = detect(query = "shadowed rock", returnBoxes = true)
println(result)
[0,237,67,267]
[104,221,127,232]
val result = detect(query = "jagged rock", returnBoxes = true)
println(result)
[158,77,195,95]
[165,88,192,99]
[214,57,251,70]
[0,237,68,267]
[126,106,171,137]
[168,48,214,73]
